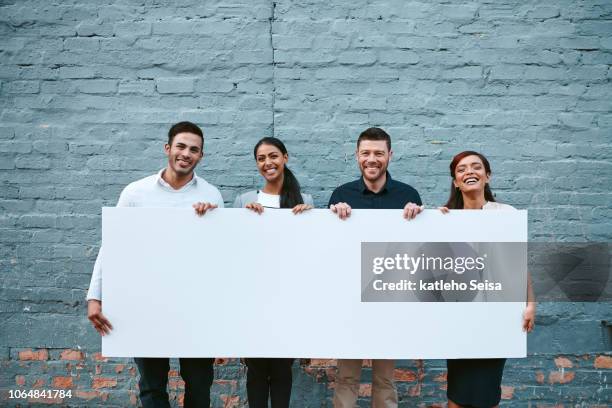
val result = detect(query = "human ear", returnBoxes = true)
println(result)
[164,143,170,156]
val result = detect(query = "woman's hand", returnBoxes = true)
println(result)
[246,202,264,214]
[193,202,218,216]
[292,204,313,214]
[522,303,536,332]
[438,206,450,214]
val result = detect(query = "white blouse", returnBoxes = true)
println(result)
[257,191,281,208]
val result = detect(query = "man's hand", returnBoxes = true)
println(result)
[245,202,265,214]
[192,202,218,216]
[329,202,352,220]
[88,300,113,336]
[522,303,536,332]
[403,203,424,220]
[292,204,313,214]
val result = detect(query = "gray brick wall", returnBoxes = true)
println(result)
[1,0,611,406]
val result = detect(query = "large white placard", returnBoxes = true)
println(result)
[102,208,527,358]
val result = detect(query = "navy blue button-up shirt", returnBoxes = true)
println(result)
[328,173,422,209]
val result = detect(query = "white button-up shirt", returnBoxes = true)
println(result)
[86,169,224,300]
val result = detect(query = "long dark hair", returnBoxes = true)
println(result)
[253,137,304,208]
[444,151,496,209]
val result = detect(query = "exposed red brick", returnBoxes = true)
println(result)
[215,358,229,365]
[15,375,26,386]
[311,359,336,367]
[19,349,49,361]
[92,376,118,389]
[393,368,417,382]
[91,352,108,362]
[115,364,125,373]
[169,379,185,390]
[362,359,372,367]
[129,391,138,406]
[594,355,612,369]
[358,383,371,397]
[177,392,184,407]
[501,385,514,399]
[535,370,545,384]
[554,356,573,368]
[168,369,179,377]
[220,394,240,408]
[95,364,102,375]
[75,390,100,400]
[433,372,447,382]
[129,367,137,376]
[60,349,84,361]
[549,370,575,384]
[215,379,238,391]
[33,378,45,388]
[52,376,73,389]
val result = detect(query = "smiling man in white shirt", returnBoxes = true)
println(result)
[87,121,224,408]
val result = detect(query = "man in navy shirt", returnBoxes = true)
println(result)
[329,127,422,408]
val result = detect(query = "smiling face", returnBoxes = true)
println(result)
[356,139,392,184]
[453,155,490,195]
[256,143,288,183]
[164,132,203,177]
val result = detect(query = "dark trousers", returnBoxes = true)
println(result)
[134,357,214,408]
[246,358,294,408]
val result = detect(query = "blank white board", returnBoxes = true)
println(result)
[102,208,527,359]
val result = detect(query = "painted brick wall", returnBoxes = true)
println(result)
[1,0,610,406]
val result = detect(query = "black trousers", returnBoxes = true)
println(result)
[246,358,294,408]
[134,357,214,408]
[447,358,506,408]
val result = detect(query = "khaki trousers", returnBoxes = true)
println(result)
[332,359,398,408]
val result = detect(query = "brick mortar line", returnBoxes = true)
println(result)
[270,0,276,138]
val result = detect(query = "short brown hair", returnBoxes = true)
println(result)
[357,127,391,151]
[167,121,204,148]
